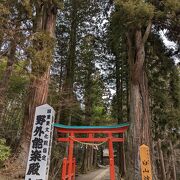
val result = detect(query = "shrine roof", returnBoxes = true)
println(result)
[53,122,129,130]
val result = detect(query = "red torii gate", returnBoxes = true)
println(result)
[54,122,129,180]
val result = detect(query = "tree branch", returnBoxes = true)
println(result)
[142,20,152,44]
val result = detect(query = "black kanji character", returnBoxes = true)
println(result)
[34,126,44,137]
[144,175,150,180]
[142,160,148,166]
[46,121,50,126]
[47,109,51,113]
[47,115,51,119]
[32,138,43,149]
[44,140,48,146]
[42,155,46,161]
[44,134,48,139]
[36,115,46,125]
[45,127,49,132]
[43,148,47,153]
[143,168,149,173]
[27,162,40,175]
[30,149,41,161]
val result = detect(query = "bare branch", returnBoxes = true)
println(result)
[143,20,152,44]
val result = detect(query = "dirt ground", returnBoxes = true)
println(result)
[0,166,118,180]
[76,166,119,180]
[0,174,24,180]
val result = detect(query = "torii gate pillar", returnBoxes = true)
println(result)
[108,132,115,180]
[54,123,129,180]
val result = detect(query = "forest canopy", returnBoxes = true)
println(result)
[0,0,179,179]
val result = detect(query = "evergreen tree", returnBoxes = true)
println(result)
[109,0,180,178]
[3,1,61,177]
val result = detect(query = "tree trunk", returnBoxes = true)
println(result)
[56,64,64,122]
[81,58,94,173]
[115,54,126,177]
[157,139,166,180]
[0,41,16,123]
[164,151,171,180]
[93,149,97,167]
[81,146,95,173]
[170,141,176,180]
[5,3,57,177]
[87,147,91,170]
[101,146,104,165]
[81,55,95,174]
[90,147,94,168]
[127,24,152,179]
[60,0,77,124]
[81,147,88,173]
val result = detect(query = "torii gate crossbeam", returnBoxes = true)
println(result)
[54,122,129,180]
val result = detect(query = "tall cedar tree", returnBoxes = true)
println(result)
[4,1,60,177]
[112,0,180,178]
[60,0,77,125]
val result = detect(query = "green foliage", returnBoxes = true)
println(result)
[22,0,32,17]
[169,67,180,108]
[147,33,180,142]
[0,0,179,176]
[164,0,180,12]
[0,139,11,162]
[28,32,55,76]
[52,0,64,9]
[0,59,29,96]
[114,0,155,27]
[22,0,64,18]
[90,76,109,125]
[0,57,7,76]
[0,0,10,27]
[0,58,28,151]
[0,3,10,15]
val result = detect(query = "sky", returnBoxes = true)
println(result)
[160,30,179,64]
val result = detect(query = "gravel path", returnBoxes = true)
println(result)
[76,167,109,180]
[76,166,119,180]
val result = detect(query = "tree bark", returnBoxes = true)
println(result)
[90,147,94,168]
[93,149,97,167]
[81,38,95,174]
[126,23,152,179]
[87,147,91,170]
[5,3,57,177]
[81,147,88,173]
[60,0,77,124]
[101,146,104,165]
[115,54,126,177]
[157,139,166,180]
[170,141,177,180]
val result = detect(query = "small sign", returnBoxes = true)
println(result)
[25,104,55,180]
[140,144,152,180]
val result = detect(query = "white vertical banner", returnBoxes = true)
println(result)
[25,104,55,180]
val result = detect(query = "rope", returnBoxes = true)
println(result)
[69,136,108,148]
